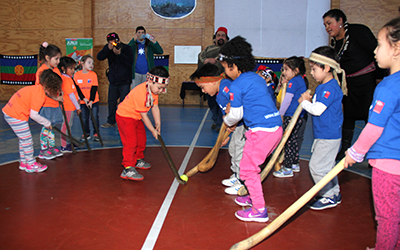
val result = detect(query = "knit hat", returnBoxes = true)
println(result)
[106,32,119,42]
[257,65,276,80]
[216,27,228,36]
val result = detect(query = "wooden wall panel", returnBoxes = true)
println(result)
[341,0,399,36]
[0,0,19,30]
[0,0,88,101]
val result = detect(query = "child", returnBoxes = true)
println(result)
[219,36,283,222]
[74,55,100,142]
[189,63,246,195]
[116,66,169,181]
[298,46,346,210]
[273,56,308,178]
[2,69,63,172]
[36,42,64,160]
[58,56,81,152]
[256,65,278,104]
[344,17,400,250]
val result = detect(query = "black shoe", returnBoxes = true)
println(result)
[211,123,217,130]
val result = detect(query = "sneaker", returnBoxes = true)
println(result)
[235,195,252,207]
[310,196,337,210]
[101,122,116,128]
[61,144,73,153]
[93,133,100,142]
[19,162,28,171]
[225,183,244,195]
[120,167,144,181]
[335,193,342,204]
[273,167,293,178]
[38,149,56,160]
[235,207,269,222]
[292,164,300,173]
[49,147,63,158]
[135,159,151,170]
[80,134,91,141]
[222,174,240,187]
[25,162,48,173]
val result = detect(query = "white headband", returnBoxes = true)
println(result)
[309,52,347,96]
[146,72,169,85]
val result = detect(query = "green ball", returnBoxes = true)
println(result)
[180,174,188,182]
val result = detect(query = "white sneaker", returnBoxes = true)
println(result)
[292,164,300,172]
[222,174,239,187]
[273,167,294,178]
[225,183,243,195]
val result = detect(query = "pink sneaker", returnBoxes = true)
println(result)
[235,207,269,222]
[235,195,252,207]
[25,162,48,173]
[19,162,28,171]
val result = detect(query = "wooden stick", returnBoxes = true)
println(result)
[185,123,230,177]
[231,158,345,250]
[76,111,91,152]
[158,134,187,185]
[59,101,77,154]
[198,129,231,172]
[52,126,83,147]
[89,107,104,146]
[274,151,284,171]
[237,103,304,196]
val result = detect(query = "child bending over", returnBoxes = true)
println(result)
[116,66,169,181]
[220,36,283,222]
[190,63,246,195]
[2,69,62,172]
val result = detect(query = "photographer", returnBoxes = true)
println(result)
[128,26,164,89]
[97,32,133,128]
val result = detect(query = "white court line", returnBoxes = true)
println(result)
[141,109,210,250]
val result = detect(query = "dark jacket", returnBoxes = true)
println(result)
[97,43,133,85]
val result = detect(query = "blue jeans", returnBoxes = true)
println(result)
[107,84,130,124]
[80,102,99,135]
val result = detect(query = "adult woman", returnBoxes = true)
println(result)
[323,9,378,160]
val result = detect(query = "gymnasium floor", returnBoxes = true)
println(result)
[0,103,375,250]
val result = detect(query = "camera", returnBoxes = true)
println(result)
[112,41,121,50]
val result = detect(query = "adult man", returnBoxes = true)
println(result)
[197,27,229,130]
[128,26,164,89]
[97,32,133,128]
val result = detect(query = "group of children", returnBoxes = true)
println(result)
[3,16,400,250]
[190,17,400,250]
[3,43,100,172]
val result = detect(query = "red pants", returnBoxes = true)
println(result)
[116,114,146,168]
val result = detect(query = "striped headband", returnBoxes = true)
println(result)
[309,52,348,96]
[146,72,170,85]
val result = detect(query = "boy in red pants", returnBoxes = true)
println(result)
[116,66,169,181]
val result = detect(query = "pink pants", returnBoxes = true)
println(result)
[240,127,282,209]
[372,167,400,250]
[116,114,146,168]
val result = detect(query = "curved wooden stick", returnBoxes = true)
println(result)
[185,123,230,177]
[274,151,285,171]
[237,103,304,196]
[198,129,231,172]
[230,158,345,250]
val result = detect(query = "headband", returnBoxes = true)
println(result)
[146,72,169,85]
[194,75,224,84]
[309,52,348,96]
